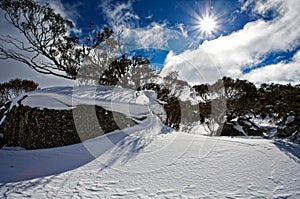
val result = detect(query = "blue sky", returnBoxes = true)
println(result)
[0,0,300,86]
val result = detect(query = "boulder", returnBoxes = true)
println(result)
[277,115,300,139]
[236,118,263,136]
[221,118,264,136]
[0,104,136,149]
[220,122,245,136]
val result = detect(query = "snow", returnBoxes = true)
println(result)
[251,116,277,128]
[1,86,300,198]
[1,121,300,197]
[233,123,247,136]
[6,86,164,119]
[286,115,295,124]
[22,94,74,110]
[18,86,152,108]
[0,115,6,126]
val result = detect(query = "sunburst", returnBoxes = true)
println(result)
[199,15,217,34]
[187,3,222,40]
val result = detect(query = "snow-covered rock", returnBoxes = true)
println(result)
[0,86,164,149]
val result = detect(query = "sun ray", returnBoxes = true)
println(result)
[183,1,224,41]
[199,15,217,34]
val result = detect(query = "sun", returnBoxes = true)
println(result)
[187,3,223,40]
[199,16,217,34]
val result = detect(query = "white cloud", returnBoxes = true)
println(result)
[99,0,139,30]
[123,22,181,49]
[145,14,153,20]
[241,50,300,85]
[161,0,300,85]
[39,0,82,25]
[161,48,223,85]
[176,23,188,38]
[99,0,189,50]
[241,0,285,17]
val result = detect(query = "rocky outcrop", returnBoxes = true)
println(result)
[0,104,136,149]
[221,118,264,136]
[220,122,245,136]
[277,115,300,139]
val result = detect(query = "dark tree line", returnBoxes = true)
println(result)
[254,83,300,119]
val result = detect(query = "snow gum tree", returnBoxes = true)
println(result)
[0,0,114,80]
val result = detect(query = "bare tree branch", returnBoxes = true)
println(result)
[0,0,91,79]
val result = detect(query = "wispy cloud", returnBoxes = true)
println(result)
[39,0,82,23]
[242,50,300,85]
[99,0,189,50]
[145,14,153,20]
[123,22,182,49]
[99,0,139,29]
[176,23,188,38]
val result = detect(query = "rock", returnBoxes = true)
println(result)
[220,118,264,136]
[277,115,300,138]
[236,118,263,136]
[289,130,300,144]
[220,122,245,136]
[0,104,136,149]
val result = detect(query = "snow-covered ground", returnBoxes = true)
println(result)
[0,86,300,198]
[1,126,299,198]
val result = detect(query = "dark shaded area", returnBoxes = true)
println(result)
[0,138,4,148]
[0,129,135,183]
[277,115,300,139]
[221,118,264,137]
[0,103,136,150]
[0,143,94,183]
[273,140,300,163]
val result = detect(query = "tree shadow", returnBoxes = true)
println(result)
[99,117,172,170]
[0,114,170,183]
[0,129,135,183]
[273,140,300,164]
[0,143,95,183]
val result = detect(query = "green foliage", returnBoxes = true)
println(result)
[98,55,155,89]
[163,75,299,135]
[254,83,300,119]
[223,77,257,120]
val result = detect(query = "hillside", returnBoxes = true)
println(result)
[0,86,299,198]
